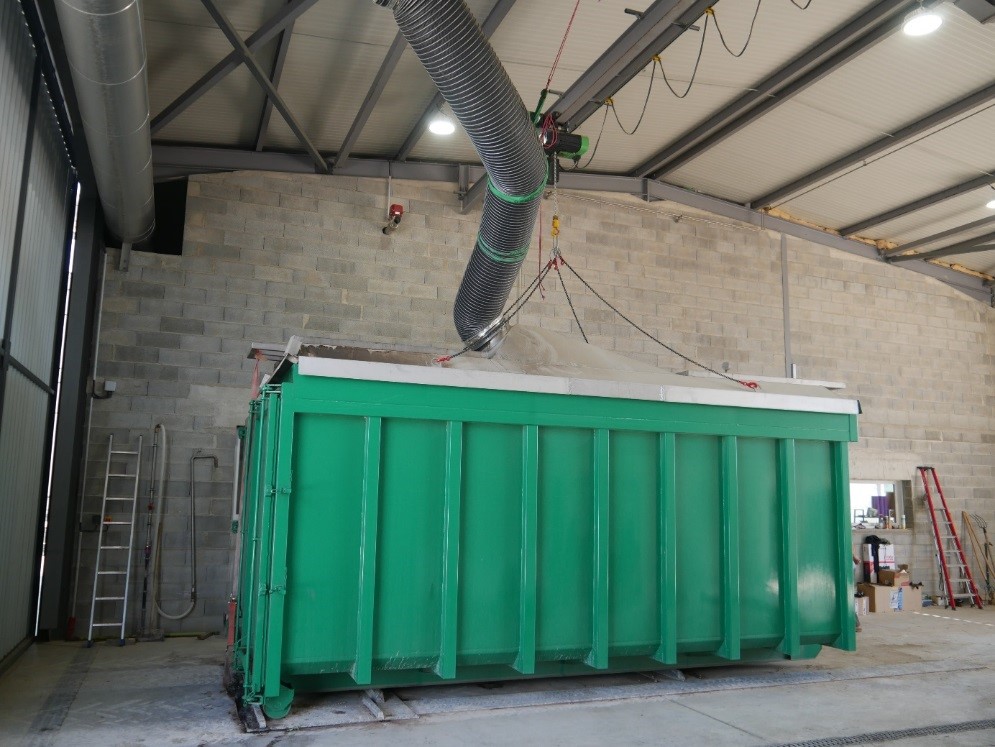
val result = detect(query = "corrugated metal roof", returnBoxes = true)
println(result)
[779,103,995,236]
[940,248,995,275]
[670,4,995,209]
[575,0,874,174]
[143,0,995,281]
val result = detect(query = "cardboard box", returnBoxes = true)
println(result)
[857,583,899,612]
[899,586,922,611]
[878,569,910,587]
[877,545,896,569]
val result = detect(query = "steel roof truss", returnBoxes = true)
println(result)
[199,0,328,173]
[335,32,407,170]
[752,81,995,209]
[631,0,923,180]
[254,4,297,152]
[150,0,318,136]
[840,172,995,237]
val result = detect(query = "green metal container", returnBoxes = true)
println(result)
[230,346,858,718]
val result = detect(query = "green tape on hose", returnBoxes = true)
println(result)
[486,162,549,205]
[475,233,531,264]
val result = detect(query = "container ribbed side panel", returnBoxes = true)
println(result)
[0,1,34,334]
[10,87,71,379]
[0,369,49,660]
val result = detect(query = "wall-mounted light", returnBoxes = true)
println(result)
[903,3,942,36]
[428,115,456,135]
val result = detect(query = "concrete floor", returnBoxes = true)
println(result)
[2,606,994,746]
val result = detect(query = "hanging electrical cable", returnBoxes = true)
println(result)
[569,107,608,170]
[712,2,763,58]
[610,55,659,135]
[568,0,814,169]
[661,14,709,99]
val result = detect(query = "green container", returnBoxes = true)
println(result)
[231,350,858,718]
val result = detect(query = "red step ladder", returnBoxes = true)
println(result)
[918,466,983,609]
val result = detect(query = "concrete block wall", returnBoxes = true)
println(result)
[77,171,995,634]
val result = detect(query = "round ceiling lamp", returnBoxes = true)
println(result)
[903,4,942,36]
[986,199,995,210]
[428,115,456,135]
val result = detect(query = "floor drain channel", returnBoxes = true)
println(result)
[776,718,995,746]
[26,647,93,743]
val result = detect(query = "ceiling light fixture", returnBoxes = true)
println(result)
[428,115,456,135]
[987,199,995,210]
[903,3,942,36]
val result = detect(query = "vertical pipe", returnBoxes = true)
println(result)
[654,432,678,665]
[436,421,463,679]
[781,234,794,378]
[778,438,800,658]
[353,416,382,685]
[514,424,538,675]
[718,436,741,660]
[832,441,857,651]
[587,429,610,670]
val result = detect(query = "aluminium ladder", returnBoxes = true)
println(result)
[87,434,143,645]
[918,466,983,610]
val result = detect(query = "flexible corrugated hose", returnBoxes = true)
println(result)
[375,0,547,352]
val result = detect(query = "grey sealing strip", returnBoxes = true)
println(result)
[775,718,995,746]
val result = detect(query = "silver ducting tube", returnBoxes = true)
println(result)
[376,0,547,351]
[55,0,155,242]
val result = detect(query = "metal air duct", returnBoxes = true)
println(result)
[55,0,155,242]
[375,0,547,352]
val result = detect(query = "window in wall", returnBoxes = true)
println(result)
[850,481,908,529]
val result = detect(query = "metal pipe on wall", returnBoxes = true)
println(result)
[54,0,155,242]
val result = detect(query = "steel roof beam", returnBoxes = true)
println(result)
[395,0,518,162]
[151,0,318,136]
[200,0,327,173]
[149,145,992,303]
[459,175,489,214]
[883,214,995,256]
[254,3,297,152]
[752,81,995,209]
[632,0,921,180]
[548,0,714,130]
[889,229,995,262]
[335,32,407,170]
[840,172,995,236]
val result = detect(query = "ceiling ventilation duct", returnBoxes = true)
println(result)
[375,0,547,353]
[55,0,155,243]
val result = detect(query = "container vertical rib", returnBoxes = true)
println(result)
[778,439,801,658]
[353,416,382,685]
[718,436,741,660]
[515,425,539,675]
[436,421,464,679]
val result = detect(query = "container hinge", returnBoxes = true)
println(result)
[249,401,261,414]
